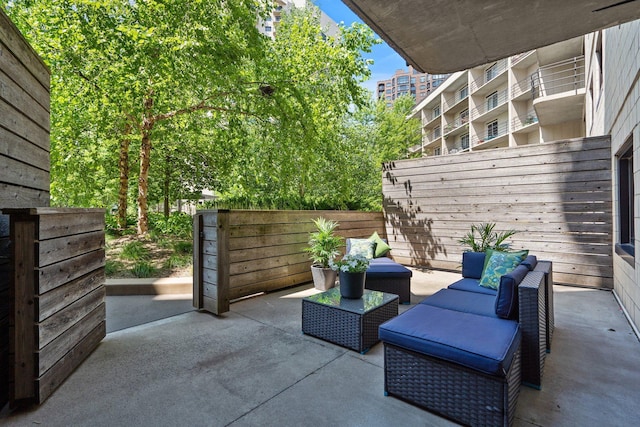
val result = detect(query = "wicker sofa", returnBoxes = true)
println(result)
[345,238,413,304]
[379,252,551,427]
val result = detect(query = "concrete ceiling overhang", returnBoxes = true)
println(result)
[341,0,640,73]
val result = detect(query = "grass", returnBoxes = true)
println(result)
[106,234,192,279]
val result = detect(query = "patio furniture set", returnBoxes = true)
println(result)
[302,244,553,427]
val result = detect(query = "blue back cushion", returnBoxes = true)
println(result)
[521,255,538,271]
[462,251,486,279]
[448,278,497,295]
[495,264,529,319]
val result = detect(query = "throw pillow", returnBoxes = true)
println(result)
[347,238,376,259]
[368,231,391,258]
[479,249,528,290]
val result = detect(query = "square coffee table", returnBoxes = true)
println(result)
[302,287,399,353]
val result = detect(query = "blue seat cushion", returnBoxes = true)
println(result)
[462,251,486,279]
[495,264,529,319]
[366,258,412,278]
[448,278,497,296]
[379,304,521,376]
[420,289,497,318]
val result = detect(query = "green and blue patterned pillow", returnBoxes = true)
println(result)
[347,238,376,259]
[479,249,529,290]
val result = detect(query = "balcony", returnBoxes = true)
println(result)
[470,59,508,93]
[421,110,441,127]
[511,50,535,67]
[512,112,539,132]
[443,117,469,138]
[443,91,468,112]
[470,89,508,121]
[471,120,509,148]
[532,56,586,125]
[511,77,533,101]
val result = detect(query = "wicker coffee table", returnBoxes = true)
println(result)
[302,288,399,353]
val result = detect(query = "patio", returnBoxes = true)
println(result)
[2,268,640,426]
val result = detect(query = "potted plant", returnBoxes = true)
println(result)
[305,217,344,290]
[330,254,370,299]
[458,223,517,252]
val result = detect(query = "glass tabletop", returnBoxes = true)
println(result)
[304,287,397,314]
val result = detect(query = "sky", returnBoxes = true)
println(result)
[312,0,408,95]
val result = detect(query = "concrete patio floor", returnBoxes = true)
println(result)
[3,268,640,426]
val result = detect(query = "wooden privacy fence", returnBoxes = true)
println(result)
[7,208,105,404]
[382,136,612,288]
[193,210,385,314]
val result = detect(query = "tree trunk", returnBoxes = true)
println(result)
[137,127,152,235]
[163,155,170,218]
[117,123,132,229]
[137,93,155,235]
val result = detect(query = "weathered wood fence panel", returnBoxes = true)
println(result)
[194,210,385,314]
[382,136,612,288]
[1,8,51,409]
[7,208,105,404]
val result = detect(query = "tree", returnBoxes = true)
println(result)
[5,0,274,234]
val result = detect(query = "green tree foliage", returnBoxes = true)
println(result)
[4,1,418,222]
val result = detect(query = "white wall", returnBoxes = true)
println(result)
[592,20,640,331]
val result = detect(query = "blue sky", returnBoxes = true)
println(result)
[312,0,407,94]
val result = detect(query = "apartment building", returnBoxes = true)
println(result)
[377,66,449,107]
[258,0,338,39]
[411,37,586,156]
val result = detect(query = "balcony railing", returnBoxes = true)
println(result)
[470,59,507,92]
[511,77,532,99]
[443,117,469,135]
[511,112,538,131]
[443,91,468,111]
[470,89,508,120]
[471,121,508,146]
[422,110,441,127]
[511,50,534,65]
[532,56,585,99]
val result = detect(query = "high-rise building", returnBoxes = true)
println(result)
[258,0,338,39]
[410,36,586,156]
[377,66,449,107]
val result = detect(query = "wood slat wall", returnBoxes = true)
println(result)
[1,9,51,410]
[0,9,50,208]
[7,208,105,404]
[194,210,385,314]
[382,136,613,288]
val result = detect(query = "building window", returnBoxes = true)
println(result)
[460,109,469,124]
[397,76,409,84]
[486,91,498,110]
[434,126,441,138]
[386,82,391,87]
[420,76,426,83]
[486,63,498,82]
[434,147,441,156]
[458,85,468,100]
[420,85,426,90]
[461,134,469,149]
[265,26,272,32]
[432,80,441,88]
[487,120,499,139]
[433,105,440,118]
[411,77,416,83]
[617,137,635,262]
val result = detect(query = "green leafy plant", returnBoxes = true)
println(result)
[105,260,124,276]
[131,262,156,278]
[120,241,150,261]
[305,217,344,268]
[173,241,193,255]
[459,223,517,252]
[163,254,192,270]
[329,254,370,273]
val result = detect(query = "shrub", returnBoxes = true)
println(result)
[163,254,192,269]
[105,260,123,276]
[173,241,193,255]
[148,212,193,239]
[120,241,150,261]
[131,261,156,278]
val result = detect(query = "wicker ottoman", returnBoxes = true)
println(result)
[379,304,522,426]
[302,288,398,353]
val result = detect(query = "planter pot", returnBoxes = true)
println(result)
[311,265,337,291]
[339,271,366,299]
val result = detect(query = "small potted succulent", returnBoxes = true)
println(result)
[330,253,370,299]
[305,217,344,290]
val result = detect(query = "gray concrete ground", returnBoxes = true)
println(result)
[3,269,640,426]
